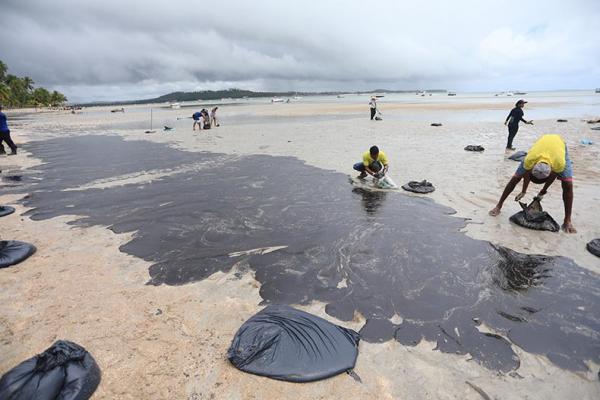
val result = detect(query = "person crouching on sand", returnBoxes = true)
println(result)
[504,99,533,150]
[353,145,389,179]
[489,134,576,233]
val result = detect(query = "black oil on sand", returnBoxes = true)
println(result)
[6,135,599,374]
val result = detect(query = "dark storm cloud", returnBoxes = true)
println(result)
[1,0,599,101]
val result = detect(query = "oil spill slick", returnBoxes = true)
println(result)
[9,135,600,374]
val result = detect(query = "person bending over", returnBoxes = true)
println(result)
[201,109,211,129]
[489,134,576,233]
[353,145,389,179]
[192,111,202,130]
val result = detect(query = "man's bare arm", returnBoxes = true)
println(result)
[489,175,522,216]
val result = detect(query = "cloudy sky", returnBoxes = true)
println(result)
[1,0,599,102]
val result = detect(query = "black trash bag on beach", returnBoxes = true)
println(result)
[402,180,435,194]
[0,340,101,400]
[0,240,36,268]
[0,205,15,217]
[369,161,383,173]
[509,199,560,232]
[227,305,360,382]
[508,151,527,162]
[586,239,600,257]
[464,145,485,152]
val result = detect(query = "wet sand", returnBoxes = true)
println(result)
[1,98,599,399]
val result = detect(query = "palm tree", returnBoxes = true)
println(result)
[22,76,34,92]
[0,83,11,105]
[50,90,67,106]
[0,60,7,82]
[33,87,50,106]
[5,75,27,106]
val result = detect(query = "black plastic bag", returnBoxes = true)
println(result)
[0,340,101,400]
[227,305,360,382]
[509,199,559,232]
[508,151,527,162]
[0,240,36,268]
[464,145,485,152]
[587,239,600,257]
[0,205,15,217]
[401,180,435,194]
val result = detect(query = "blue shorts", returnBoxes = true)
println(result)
[515,146,573,181]
[353,162,366,172]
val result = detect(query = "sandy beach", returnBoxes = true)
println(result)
[1,94,599,399]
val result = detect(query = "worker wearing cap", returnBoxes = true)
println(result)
[489,134,576,233]
[504,99,533,150]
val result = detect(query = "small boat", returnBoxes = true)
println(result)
[271,97,284,103]
[595,88,600,94]
[514,91,527,95]
[375,94,385,98]
[170,103,181,109]
[337,95,344,98]
[293,96,303,100]
[448,92,456,96]
[110,107,124,113]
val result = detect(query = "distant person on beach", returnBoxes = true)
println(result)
[369,97,377,120]
[353,145,389,179]
[192,111,202,130]
[0,105,17,155]
[489,134,576,233]
[210,107,220,127]
[200,109,210,130]
[504,99,533,150]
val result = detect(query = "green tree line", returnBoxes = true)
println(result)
[0,60,67,107]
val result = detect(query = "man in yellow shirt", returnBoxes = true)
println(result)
[489,134,576,233]
[353,145,389,179]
